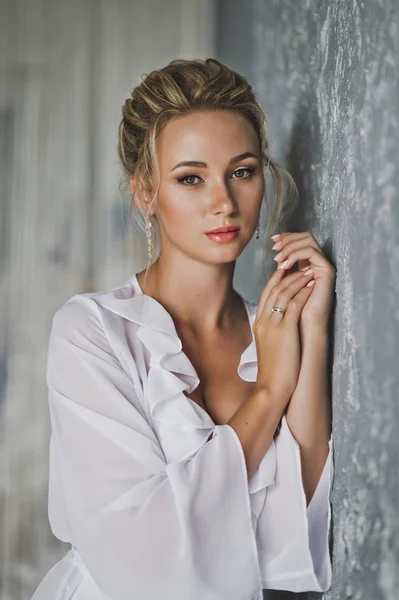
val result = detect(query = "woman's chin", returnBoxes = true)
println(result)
[200,245,247,264]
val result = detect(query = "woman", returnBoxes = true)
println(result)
[32,58,335,600]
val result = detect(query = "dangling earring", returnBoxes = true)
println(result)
[145,214,153,261]
[256,220,260,240]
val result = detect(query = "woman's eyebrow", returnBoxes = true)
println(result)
[170,151,259,172]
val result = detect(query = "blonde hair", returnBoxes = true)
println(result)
[117,57,298,282]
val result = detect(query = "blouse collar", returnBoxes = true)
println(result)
[95,272,258,382]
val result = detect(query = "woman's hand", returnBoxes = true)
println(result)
[253,268,316,403]
[271,232,336,329]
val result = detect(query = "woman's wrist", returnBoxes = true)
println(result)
[299,321,329,343]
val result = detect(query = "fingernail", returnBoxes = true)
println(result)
[272,241,282,250]
[306,279,315,286]
[274,251,284,261]
[271,234,281,240]
[277,259,289,270]
[303,268,313,276]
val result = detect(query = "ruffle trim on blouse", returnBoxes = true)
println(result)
[94,274,276,493]
[237,338,258,382]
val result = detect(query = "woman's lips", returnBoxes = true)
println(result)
[205,229,240,243]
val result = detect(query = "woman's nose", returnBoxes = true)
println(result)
[209,182,237,214]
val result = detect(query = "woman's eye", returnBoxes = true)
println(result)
[177,174,202,185]
[177,167,255,186]
[232,167,255,179]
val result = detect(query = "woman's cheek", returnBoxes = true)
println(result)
[158,201,201,240]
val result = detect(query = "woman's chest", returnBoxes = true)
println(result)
[186,376,256,426]
[182,338,256,425]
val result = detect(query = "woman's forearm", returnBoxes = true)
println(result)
[285,328,332,506]
[227,387,288,483]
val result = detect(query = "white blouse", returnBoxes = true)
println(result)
[31,273,334,600]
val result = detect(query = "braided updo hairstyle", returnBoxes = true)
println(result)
[117,57,299,281]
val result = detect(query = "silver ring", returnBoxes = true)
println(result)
[271,307,286,315]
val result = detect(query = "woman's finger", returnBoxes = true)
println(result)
[272,233,311,253]
[273,237,322,265]
[255,268,287,321]
[256,268,315,322]
[263,271,315,320]
[284,285,316,324]
[271,231,312,245]
[271,231,319,250]
[275,245,332,272]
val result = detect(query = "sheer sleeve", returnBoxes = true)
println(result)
[46,295,263,600]
[256,414,333,592]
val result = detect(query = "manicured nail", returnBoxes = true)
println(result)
[272,241,282,250]
[303,268,313,276]
[306,279,315,286]
[271,234,281,240]
[277,259,289,270]
[274,251,284,261]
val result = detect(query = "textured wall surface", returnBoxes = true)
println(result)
[218,1,399,599]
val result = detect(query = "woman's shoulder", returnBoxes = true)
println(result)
[50,275,140,338]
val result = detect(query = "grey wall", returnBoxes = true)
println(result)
[218,1,399,599]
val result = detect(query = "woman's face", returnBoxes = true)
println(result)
[140,109,265,265]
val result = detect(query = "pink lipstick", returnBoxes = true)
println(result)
[205,225,240,243]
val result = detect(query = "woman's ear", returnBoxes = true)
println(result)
[129,177,153,217]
